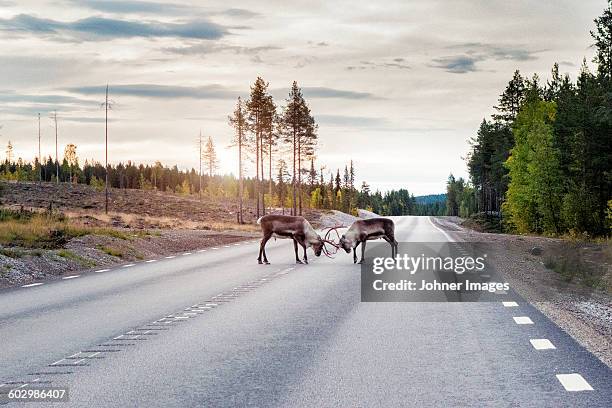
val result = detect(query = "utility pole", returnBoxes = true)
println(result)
[198,130,202,200]
[38,113,42,183]
[105,84,109,214]
[52,110,59,184]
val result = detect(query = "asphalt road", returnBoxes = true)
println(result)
[1,216,611,407]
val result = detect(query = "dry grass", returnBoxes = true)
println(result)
[0,209,131,249]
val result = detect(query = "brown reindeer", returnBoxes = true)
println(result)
[257,215,325,264]
[339,218,398,264]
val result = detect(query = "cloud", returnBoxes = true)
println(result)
[271,86,378,100]
[163,43,280,57]
[0,14,227,40]
[347,58,411,71]
[72,1,259,18]
[0,91,101,117]
[303,87,376,99]
[316,114,388,127]
[430,55,480,73]
[430,43,545,73]
[72,0,192,14]
[66,84,239,99]
[0,91,98,106]
[221,8,259,18]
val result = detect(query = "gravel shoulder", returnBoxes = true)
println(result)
[433,216,612,368]
[0,229,259,289]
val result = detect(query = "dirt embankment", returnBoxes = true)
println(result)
[0,182,264,287]
[434,216,612,368]
[1,181,260,229]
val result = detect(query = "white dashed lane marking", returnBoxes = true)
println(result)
[556,374,593,391]
[502,301,519,307]
[165,255,176,259]
[530,339,556,350]
[145,259,157,263]
[122,264,135,268]
[182,252,192,256]
[22,283,44,288]
[197,249,206,253]
[212,247,219,250]
[223,245,230,248]
[95,269,110,273]
[62,275,80,280]
[513,316,534,325]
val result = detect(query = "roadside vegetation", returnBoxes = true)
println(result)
[0,208,132,249]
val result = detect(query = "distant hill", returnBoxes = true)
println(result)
[414,194,446,205]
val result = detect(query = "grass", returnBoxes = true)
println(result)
[0,247,25,258]
[98,245,123,258]
[0,208,133,249]
[544,253,605,289]
[57,249,96,267]
[462,212,503,233]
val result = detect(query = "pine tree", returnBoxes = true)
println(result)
[202,136,219,177]
[282,81,308,215]
[246,77,270,217]
[5,140,13,164]
[493,70,526,124]
[229,97,248,223]
[591,1,612,81]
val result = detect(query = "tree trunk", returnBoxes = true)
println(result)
[260,131,265,216]
[255,117,260,218]
[268,134,272,214]
[298,136,302,215]
[238,129,243,224]
[292,126,297,216]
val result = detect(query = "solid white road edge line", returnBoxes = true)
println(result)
[21,283,44,287]
[427,217,455,242]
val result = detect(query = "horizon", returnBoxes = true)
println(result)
[0,0,605,195]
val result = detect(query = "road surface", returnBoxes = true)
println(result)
[1,216,610,407]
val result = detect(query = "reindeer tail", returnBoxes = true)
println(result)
[256,216,263,225]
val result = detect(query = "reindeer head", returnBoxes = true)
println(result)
[339,235,352,253]
[311,236,324,257]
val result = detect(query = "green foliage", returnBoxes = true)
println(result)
[462,3,612,237]
[504,97,563,234]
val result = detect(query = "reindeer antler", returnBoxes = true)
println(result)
[320,225,346,258]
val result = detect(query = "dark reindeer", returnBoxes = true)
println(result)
[257,215,325,264]
[339,218,398,264]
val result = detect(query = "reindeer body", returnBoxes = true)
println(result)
[340,218,398,263]
[257,215,323,264]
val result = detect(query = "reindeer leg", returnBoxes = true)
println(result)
[293,238,303,264]
[258,233,272,264]
[359,240,366,264]
[301,241,308,264]
[383,235,395,258]
[353,242,359,263]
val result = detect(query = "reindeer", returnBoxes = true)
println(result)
[257,215,325,264]
[339,218,398,264]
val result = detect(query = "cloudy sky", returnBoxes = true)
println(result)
[0,0,605,194]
